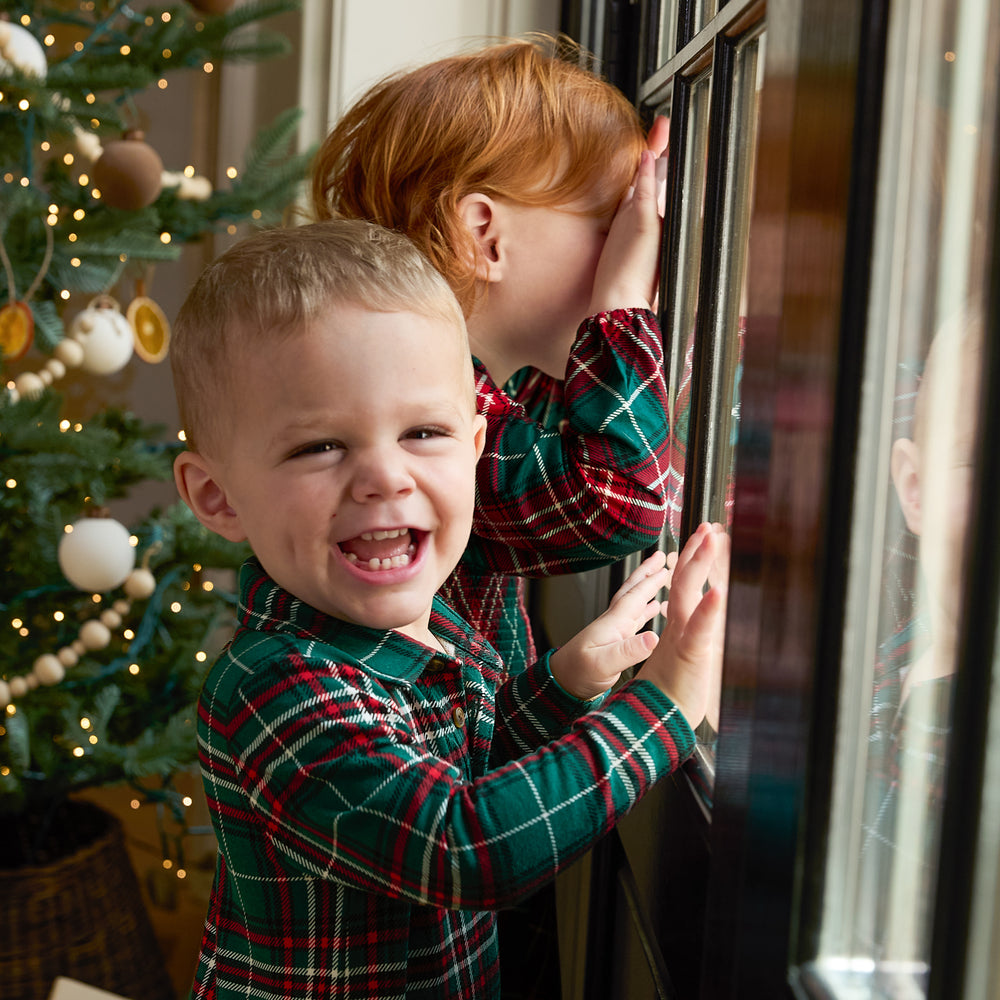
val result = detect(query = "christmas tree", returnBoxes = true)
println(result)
[0,0,311,865]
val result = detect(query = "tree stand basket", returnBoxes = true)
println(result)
[0,800,174,1000]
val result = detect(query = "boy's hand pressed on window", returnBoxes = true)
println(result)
[549,550,671,701]
[639,523,729,729]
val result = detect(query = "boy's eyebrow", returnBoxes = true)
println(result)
[265,398,471,444]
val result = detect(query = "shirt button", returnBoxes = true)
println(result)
[426,655,448,674]
[452,706,466,729]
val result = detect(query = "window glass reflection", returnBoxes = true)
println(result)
[809,0,998,993]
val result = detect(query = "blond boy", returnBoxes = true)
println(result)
[172,220,724,1000]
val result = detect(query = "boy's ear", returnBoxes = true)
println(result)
[890,437,922,536]
[473,413,487,460]
[173,451,248,543]
[457,193,504,283]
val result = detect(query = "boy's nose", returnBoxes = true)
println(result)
[349,447,415,501]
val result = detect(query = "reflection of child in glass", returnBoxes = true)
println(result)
[311,36,671,674]
[860,311,982,964]
[171,221,725,1000]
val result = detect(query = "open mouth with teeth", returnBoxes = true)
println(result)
[338,528,420,572]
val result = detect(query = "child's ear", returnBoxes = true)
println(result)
[473,413,487,460]
[890,437,922,535]
[173,451,248,543]
[457,193,504,283]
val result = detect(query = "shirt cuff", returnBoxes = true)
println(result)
[543,649,610,707]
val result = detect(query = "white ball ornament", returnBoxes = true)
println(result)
[33,654,66,686]
[58,516,136,592]
[0,22,48,79]
[70,296,134,375]
[9,676,29,698]
[0,679,10,707]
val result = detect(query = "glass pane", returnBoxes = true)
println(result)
[693,0,720,38]
[693,28,765,764]
[702,27,764,533]
[657,0,681,63]
[806,0,999,994]
[664,69,712,544]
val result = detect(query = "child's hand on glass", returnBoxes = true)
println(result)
[548,520,727,720]
[641,523,728,729]
[548,549,673,701]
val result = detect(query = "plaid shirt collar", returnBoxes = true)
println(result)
[236,556,501,684]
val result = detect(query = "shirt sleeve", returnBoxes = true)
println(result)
[214,642,694,914]
[466,308,669,577]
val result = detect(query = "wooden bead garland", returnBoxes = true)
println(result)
[0,565,157,708]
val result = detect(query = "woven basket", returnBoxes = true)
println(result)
[0,799,174,1000]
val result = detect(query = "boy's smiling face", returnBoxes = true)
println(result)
[184,303,486,645]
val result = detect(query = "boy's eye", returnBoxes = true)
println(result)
[406,426,449,441]
[291,440,343,457]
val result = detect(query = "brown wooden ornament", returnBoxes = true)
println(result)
[92,130,164,211]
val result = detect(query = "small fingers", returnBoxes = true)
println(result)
[654,154,668,218]
[612,549,667,599]
[646,115,670,158]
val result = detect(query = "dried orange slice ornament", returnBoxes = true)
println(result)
[0,301,34,360]
[127,294,170,363]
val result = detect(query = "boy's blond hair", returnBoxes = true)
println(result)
[310,35,646,315]
[171,219,469,456]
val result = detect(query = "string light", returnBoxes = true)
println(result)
[0,559,158,707]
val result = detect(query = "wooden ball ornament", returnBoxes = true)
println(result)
[54,336,85,368]
[58,515,136,592]
[70,295,135,374]
[93,130,164,211]
[124,567,157,601]
[13,371,45,400]
[33,654,66,686]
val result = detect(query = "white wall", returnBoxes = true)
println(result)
[298,0,560,148]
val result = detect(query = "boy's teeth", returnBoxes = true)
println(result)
[344,550,413,570]
[361,529,406,541]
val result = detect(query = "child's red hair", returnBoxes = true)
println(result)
[310,35,646,315]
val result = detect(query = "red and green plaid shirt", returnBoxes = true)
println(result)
[191,558,694,1000]
[440,307,669,672]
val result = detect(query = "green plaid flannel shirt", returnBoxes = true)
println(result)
[191,559,694,999]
